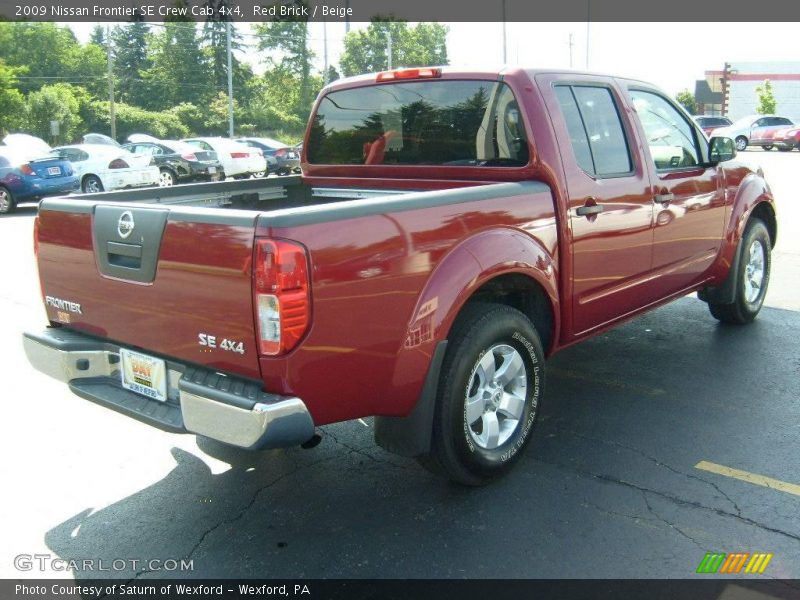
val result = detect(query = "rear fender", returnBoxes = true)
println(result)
[375,228,558,457]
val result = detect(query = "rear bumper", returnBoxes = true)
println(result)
[22,328,315,450]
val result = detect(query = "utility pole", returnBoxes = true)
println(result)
[585,0,591,69]
[568,33,574,68]
[106,25,116,140]
[323,19,329,85]
[345,0,350,33]
[226,20,234,137]
[386,30,393,70]
[502,0,507,63]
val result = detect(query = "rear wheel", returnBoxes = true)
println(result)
[159,168,176,187]
[778,147,792,152]
[0,186,15,214]
[708,219,771,324]
[419,303,545,486]
[735,136,748,151]
[762,145,773,151]
[82,175,103,194]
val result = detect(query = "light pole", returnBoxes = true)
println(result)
[226,20,234,137]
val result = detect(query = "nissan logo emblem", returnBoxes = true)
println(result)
[117,211,135,239]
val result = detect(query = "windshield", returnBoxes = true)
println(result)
[308,80,530,167]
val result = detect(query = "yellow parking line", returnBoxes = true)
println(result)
[695,461,800,497]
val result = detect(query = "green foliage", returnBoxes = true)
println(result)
[339,20,449,77]
[0,60,26,134]
[24,84,83,144]
[675,90,697,115]
[82,100,189,140]
[140,22,211,111]
[112,22,152,107]
[89,25,106,47]
[755,80,777,115]
[255,17,315,118]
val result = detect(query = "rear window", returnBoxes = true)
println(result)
[697,117,729,127]
[308,80,529,167]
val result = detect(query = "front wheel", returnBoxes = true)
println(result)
[735,136,748,152]
[762,145,773,151]
[708,219,771,324]
[419,303,545,486]
[0,185,15,214]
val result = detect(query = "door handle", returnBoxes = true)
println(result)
[654,193,675,205]
[576,204,604,216]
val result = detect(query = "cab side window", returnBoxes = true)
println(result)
[554,84,632,177]
[630,90,700,170]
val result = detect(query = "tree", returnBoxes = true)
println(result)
[756,80,777,115]
[675,90,697,115]
[0,60,26,134]
[141,22,211,110]
[24,84,83,144]
[339,20,449,77]
[255,8,315,118]
[112,22,152,107]
[89,25,106,47]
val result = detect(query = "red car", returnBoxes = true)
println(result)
[24,67,776,485]
[768,125,800,151]
[693,115,731,137]
[748,116,796,150]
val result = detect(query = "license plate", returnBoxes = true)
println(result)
[120,348,168,402]
[288,152,297,159]
[48,166,61,175]
[207,166,216,174]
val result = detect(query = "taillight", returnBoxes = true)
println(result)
[33,216,40,258]
[108,158,129,169]
[20,164,35,175]
[274,148,287,158]
[230,152,248,159]
[181,153,197,161]
[253,239,310,355]
[376,67,442,82]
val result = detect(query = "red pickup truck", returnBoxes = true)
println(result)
[24,68,777,485]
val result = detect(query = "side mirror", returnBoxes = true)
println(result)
[709,136,736,164]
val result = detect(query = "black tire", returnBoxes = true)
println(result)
[708,219,771,325]
[778,147,792,152]
[419,303,545,486]
[0,185,16,215]
[735,136,748,152]
[82,175,104,193]
[762,145,773,151]
[158,168,176,187]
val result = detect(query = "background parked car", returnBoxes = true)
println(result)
[50,144,160,193]
[768,125,800,151]
[748,116,796,150]
[0,143,78,214]
[238,137,300,175]
[123,135,222,186]
[711,114,795,151]
[182,137,266,179]
[693,115,732,137]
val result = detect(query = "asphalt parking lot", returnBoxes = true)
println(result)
[1,151,798,583]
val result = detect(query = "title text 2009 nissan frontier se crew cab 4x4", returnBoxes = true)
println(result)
[24,67,776,485]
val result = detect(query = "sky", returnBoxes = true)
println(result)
[69,21,800,96]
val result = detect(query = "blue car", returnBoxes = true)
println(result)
[0,148,79,214]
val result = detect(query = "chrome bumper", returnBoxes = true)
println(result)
[22,328,314,450]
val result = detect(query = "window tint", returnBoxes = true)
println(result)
[630,90,700,170]
[308,80,529,167]
[572,86,632,175]
[773,117,793,126]
[554,85,631,176]
[554,86,594,174]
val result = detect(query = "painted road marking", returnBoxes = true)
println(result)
[695,461,800,497]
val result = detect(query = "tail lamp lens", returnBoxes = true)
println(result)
[33,216,40,257]
[254,239,310,355]
[181,153,198,161]
[108,158,129,169]
[230,152,249,159]
[274,148,287,158]
[20,164,35,175]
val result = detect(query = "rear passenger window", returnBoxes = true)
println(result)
[555,84,632,177]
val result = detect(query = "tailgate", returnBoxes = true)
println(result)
[36,198,262,380]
